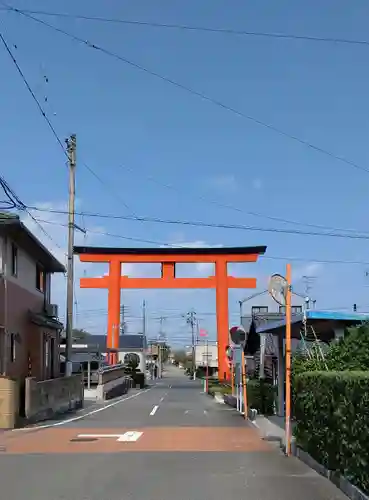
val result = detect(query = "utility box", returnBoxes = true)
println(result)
[0,376,19,429]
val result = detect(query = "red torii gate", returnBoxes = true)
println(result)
[73,245,266,381]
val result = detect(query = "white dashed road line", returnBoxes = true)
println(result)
[150,405,159,416]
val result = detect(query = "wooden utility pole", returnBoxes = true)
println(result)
[285,263,292,456]
[120,304,125,334]
[142,300,146,334]
[65,134,76,377]
[186,310,196,380]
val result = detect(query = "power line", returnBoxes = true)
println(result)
[8,6,369,176]
[29,207,369,240]
[5,4,368,249]
[0,20,139,222]
[2,6,369,47]
[30,215,369,265]
[118,165,368,234]
[0,176,66,252]
[0,26,67,156]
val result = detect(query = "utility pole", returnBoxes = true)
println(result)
[65,134,76,377]
[120,304,125,334]
[142,300,146,339]
[302,275,316,309]
[186,310,196,380]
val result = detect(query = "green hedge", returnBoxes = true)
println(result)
[247,379,276,415]
[208,384,232,396]
[294,371,369,494]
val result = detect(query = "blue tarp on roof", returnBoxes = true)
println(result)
[255,310,369,334]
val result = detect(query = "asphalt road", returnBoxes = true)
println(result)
[0,365,347,500]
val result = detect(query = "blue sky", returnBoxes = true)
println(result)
[1,0,369,345]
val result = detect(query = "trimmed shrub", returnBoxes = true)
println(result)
[247,379,276,415]
[208,384,232,396]
[294,371,369,494]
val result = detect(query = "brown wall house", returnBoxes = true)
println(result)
[0,213,65,384]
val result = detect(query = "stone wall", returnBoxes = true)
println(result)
[25,374,83,423]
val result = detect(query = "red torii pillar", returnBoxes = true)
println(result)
[74,246,266,380]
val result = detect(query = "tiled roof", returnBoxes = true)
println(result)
[88,334,145,351]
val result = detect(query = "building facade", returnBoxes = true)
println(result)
[0,213,65,382]
[241,293,306,380]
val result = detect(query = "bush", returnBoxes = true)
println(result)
[208,384,232,396]
[247,379,276,415]
[294,371,369,494]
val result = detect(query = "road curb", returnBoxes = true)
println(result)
[249,416,368,499]
[293,447,369,500]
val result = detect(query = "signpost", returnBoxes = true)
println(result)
[268,266,292,456]
[228,325,248,419]
[199,329,209,392]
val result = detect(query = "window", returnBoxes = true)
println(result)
[251,306,268,315]
[10,333,16,362]
[11,243,18,276]
[36,264,45,292]
[44,334,51,379]
[44,336,49,368]
[279,305,303,314]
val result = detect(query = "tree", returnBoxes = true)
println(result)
[292,322,369,376]
[72,328,91,341]
[173,349,189,366]
[60,328,92,344]
[124,353,140,370]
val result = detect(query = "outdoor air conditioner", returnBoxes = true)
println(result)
[45,303,58,318]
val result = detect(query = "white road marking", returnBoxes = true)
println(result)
[159,391,168,402]
[150,405,159,416]
[14,388,152,431]
[77,431,143,442]
[118,431,143,442]
[184,410,189,414]
[204,410,208,415]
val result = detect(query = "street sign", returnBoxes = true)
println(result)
[232,345,242,365]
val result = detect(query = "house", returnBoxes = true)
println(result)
[254,309,369,416]
[241,296,305,381]
[83,334,146,373]
[0,212,65,382]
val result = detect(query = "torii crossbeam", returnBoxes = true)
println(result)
[74,245,267,381]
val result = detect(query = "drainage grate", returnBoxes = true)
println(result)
[70,437,98,443]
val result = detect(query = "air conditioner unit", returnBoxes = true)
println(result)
[45,303,58,318]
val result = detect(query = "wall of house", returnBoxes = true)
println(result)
[241,293,306,315]
[195,343,218,368]
[1,234,50,299]
[0,234,60,382]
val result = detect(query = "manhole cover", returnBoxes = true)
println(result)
[70,437,98,442]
